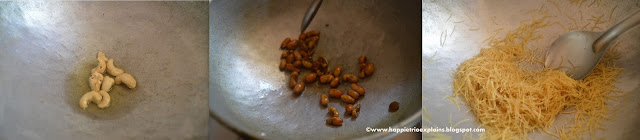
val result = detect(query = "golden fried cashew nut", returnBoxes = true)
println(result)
[79,91,102,109]
[101,75,114,92]
[115,73,137,89]
[106,58,125,76]
[89,72,104,91]
[97,90,111,108]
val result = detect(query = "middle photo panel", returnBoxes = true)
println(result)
[209,0,421,139]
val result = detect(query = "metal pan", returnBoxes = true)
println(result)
[422,0,640,139]
[0,1,208,139]
[209,0,421,139]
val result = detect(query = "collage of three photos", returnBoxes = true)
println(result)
[1,0,639,139]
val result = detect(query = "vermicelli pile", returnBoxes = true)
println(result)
[452,13,623,139]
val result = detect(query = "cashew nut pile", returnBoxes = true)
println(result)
[278,30,377,127]
[79,51,137,109]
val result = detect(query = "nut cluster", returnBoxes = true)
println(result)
[278,30,378,127]
[79,51,137,110]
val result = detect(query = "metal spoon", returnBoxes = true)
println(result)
[300,0,323,34]
[545,10,640,80]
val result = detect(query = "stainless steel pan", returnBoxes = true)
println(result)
[209,0,421,139]
[0,1,209,139]
[422,0,640,139]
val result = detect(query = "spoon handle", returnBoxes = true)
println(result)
[593,10,640,53]
[300,0,323,34]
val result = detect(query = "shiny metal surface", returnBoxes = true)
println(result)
[209,0,420,139]
[546,10,640,80]
[0,1,208,139]
[423,0,640,139]
[300,0,323,34]
[545,31,604,80]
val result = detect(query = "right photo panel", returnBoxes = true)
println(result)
[423,0,640,139]
[210,0,421,139]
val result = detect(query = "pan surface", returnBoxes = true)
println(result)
[0,1,209,139]
[209,0,421,139]
[422,0,640,139]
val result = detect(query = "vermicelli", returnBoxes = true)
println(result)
[452,11,623,139]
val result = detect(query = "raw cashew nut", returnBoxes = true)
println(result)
[97,51,108,61]
[115,73,137,89]
[79,91,102,109]
[91,52,109,74]
[97,90,111,108]
[107,58,125,76]
[91,58,107,74]
[101,75,114,92]
[89,72,104,91]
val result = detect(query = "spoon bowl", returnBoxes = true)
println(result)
[545,10,640,80]
[545,31,605,80]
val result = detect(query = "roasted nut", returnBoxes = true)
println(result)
[289,72,299,88]
[281,51,289,58]
[299,33,307,41]
[281,37,291,49]
[307,50,315,57]
[304,35,314,42]
[365,63,375,76]
[358,56,367,64]
[359,63,367,71]
[294,50,302,61]
[353,104,361,118]
[299,40,309,51]
[341,94,355,104]
[326,117,343,126]
[319,74,334,83]
[289,77,297,88]
[345,104,354,115]
[329,89,343,98]
[286,64,300,73]
[307,30,320,36]
[389,101,399,112]
[328,106,339,117]
[279,59,286,70]
[302,60,313,69]
[293,82,305,95]
[358,70,366,79]
[321,94,329,106]
[352,110,359,118]
[307,37,318,49]
[304,73,317,83]
[308,40,317,50]
[347,89,360,100]
[316,56,328,69]
[287,53,295,63]
[330,77,340,88]
[332,65,342,77]
[286,39,298,50]
[293,60,302,68]
[350,83,365,95]
[342,74,358,83]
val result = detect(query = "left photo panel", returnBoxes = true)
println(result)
[0,1,209,139]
